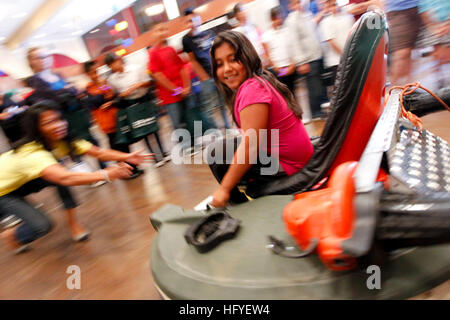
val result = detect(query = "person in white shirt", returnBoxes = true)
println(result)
[286,0,327,119]
[262,6,297,94]
[319,0,355,82]
[105,53,157,177]
[106,55,151,101]
[232,3,268,67]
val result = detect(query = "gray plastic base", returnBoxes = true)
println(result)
[150,196,450,300]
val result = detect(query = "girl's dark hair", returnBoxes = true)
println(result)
[105,53,120,66]
[84,60,96,73]
[210,30,302,123]
[13,100,77,158]
[232,3,243,16]
[270,6,282,20]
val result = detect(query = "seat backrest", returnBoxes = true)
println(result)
[247,11,389,198]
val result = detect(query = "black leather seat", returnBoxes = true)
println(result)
[247,11,389,198]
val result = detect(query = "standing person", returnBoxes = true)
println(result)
[83,61,119,150]
[0,101,153,253]
[182,8,230,129]
[232,3,268,67]
[286,0,326,119]
[384,0,422,85]
[149,24,215,155]
[318,0,355,83]
[262,6,298,95]
[208,31,313,207]
[148,24,195,153]
[105,53,170,170]
[0,91,28,144]
[25,47,107,171]
[419,0,449,88]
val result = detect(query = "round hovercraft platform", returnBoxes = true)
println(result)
[150,195,450,300]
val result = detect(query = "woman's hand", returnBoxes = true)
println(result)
[181,86,192,97]
[211,186,231,208]
[104,163,133,180]
[297,63,311,75]
[123,149,154,165]
[0,112,12,120]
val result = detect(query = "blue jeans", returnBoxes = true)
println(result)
[0,194,53,245]
[198,78,230,129]
[165,101,185,131]
[165,95,198,149]
[305,59,326,118]
[0,178,77,244]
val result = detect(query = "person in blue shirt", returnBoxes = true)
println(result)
[384,0,422,85]
[418,0,449,88]
[25,47,107,172]
[182,8,230,130]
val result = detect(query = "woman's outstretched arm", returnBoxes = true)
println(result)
[41,163,133,186]
[85,146,154,166]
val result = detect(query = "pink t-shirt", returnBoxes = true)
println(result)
[234,77,314,175]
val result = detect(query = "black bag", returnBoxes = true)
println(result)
[115,109,134,145]
[62,108,93,141]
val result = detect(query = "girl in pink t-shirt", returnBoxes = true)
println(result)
[208,31,313,207]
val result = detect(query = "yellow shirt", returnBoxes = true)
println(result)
[0,140,93,197]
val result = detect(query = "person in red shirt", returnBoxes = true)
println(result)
[148,24,192,133]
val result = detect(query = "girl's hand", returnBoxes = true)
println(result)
[0,112,12,120]
[105,163,133,180]
[123,149,154,165]
[211,186,230,208]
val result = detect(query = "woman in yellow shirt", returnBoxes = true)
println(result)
[0,101,153,253]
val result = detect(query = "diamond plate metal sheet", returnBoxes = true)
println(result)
[388,128,450,194]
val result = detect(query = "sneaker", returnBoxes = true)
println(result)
[14,244,30,254]
[125,169,145,180]
[163,153,171,162]
[320,102,331,110]
[154,160,167,168]
[0,215,22,229]
[184,147,201,157]
[91,180,107,188]
[72,230,91,242]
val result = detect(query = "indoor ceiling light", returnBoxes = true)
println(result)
[145,4,165,16]
[115,21,129,32]
[162,0,179,20]
[115,49,127,56]
[90,29,100,34]
[12,12,27,19]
